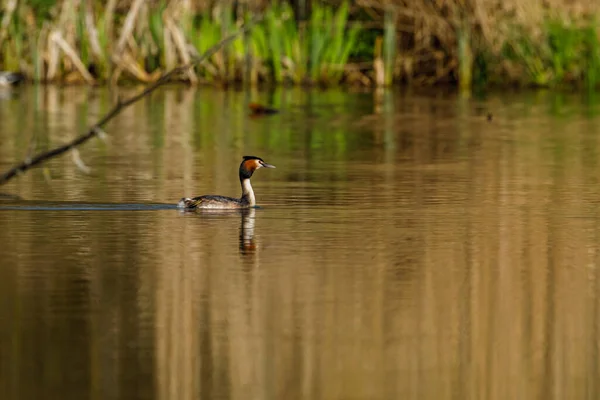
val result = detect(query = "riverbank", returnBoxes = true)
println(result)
[1,0,599,90]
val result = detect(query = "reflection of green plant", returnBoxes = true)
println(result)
[241,89,367,158]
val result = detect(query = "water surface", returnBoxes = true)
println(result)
[1,86,600,400]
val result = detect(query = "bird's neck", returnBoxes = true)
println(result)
[240,178,255,206]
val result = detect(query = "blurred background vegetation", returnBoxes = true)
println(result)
[1,0,600,90]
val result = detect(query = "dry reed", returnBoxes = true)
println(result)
[358,0,600,87]
[1,0,600,88]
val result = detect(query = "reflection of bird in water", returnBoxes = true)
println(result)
[177,207,258,256]
[239,208,256,255]
[178,156,275,210]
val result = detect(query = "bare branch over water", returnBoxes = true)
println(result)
[0,16,260,186]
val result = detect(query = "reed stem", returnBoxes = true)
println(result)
[383,4,396,86]
[0,0,597,89]
[457,16,472,92]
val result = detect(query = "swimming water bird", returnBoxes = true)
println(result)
[248,103,278,116]
[0,72,24,87]
[178,156,275,210]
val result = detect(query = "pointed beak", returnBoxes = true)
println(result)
[261,162,276,169]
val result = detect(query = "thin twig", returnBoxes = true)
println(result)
[0,17,259,186]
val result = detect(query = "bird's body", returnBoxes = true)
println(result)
[248,103,278,116]
[0,72,24,87]
[178,156,275,210]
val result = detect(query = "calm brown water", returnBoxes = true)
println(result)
[1,86,600,400]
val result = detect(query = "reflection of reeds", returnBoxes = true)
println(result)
[4,86,600,399]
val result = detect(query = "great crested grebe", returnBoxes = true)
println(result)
[178,156,275,210]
